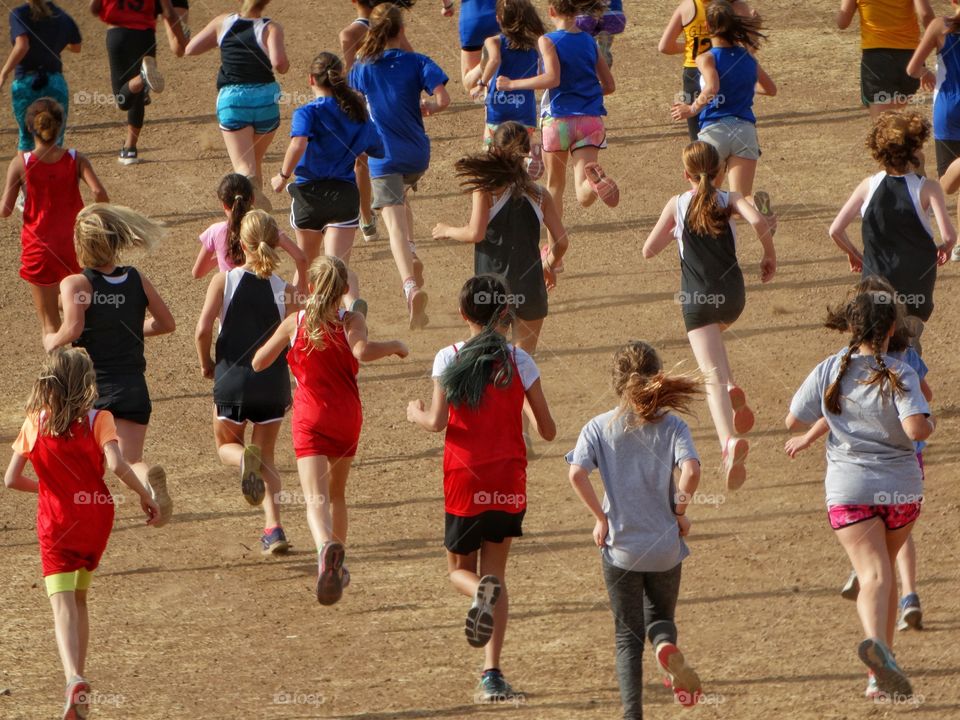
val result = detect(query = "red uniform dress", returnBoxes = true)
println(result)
[98,0,157,29]
[287,311,362,459]
[20,149,83,286]
[13,411,119,577]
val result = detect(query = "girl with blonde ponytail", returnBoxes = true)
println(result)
[253,256,407,605]
[643,140,775,489]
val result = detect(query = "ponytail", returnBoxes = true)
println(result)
[25,97,63,145]
[239,209,280,278]
[217,173,255,267]
[454,122,534,197]
[310,52,367,123]
[706,0,766,51]
[682,141,731,237]
[28,0,53,21]
[302,256,349,352]
[611,341,699,426]
[357,4,404,62]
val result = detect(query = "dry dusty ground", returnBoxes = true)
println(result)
[1,1,959,718]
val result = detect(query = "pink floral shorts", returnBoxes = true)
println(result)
[541,115,607,154]
[828,502,921,531]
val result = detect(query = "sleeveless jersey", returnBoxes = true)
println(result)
[76,266,148,378]
[699,46,757,127]
[98,0,156,30]
[674,190,743,297]
[544,30,604,117]
[216,14,275,89]
[857,0,920,50]
[683,0,711,68]
[934,31,960,140]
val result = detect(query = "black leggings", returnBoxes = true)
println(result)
[682,67,701,142]
[106,26,156,130]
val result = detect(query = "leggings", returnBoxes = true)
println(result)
[603,556,682,720]
[106,26,156,129]
[682,66,701,142]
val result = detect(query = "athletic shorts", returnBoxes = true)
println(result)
[288,179,360,231]
[216,403,286,425]
[371,172,424,209]
[94,373,151,425]
[860,49,920,107]
[680,279,746,332]
[459,10,499,51]
[445,509,525,555]
[828,502,921,531]
[681,66,702,142]
[11,71,68,151]
[698,116,760,161]
[484,122,536,146]
[45,568,93,597]
[541,115,607,154]
[216,82,281,134]
[575,10,627,36]
[935,139,960,177]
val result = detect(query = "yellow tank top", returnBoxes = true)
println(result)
[857,0,920,50]
[682,0,712,68]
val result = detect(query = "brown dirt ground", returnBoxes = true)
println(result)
[1,1,960,718]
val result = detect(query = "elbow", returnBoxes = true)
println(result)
[250,355,265,373]
[540,420,557,442]
[275,60,290,75]
[657,40,671,55]
[641,247,654,260]
[765,83,778,97]
[191,267,204,280]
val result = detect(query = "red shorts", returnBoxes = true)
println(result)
[291,403,361,460]
[828,502,921,531]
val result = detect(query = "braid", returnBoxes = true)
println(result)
[868,346,907,398]
[825,341,859,415]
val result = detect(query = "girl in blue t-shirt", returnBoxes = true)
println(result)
[350,3,450,331]
[271,52,384,315]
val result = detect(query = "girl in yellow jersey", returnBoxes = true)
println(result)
[837,0,933,116]
[658,0,755,141]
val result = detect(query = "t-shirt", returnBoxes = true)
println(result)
[349,49,448,177]
[789,352,930,506]
[198,221,236,272]
[13,410,118,455]
[566,410,698,573]
[9,3,81,79]
[290,96,385,184]
[432,341,539,390]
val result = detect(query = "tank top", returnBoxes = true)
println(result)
[98,0,156,30]
[216,14,275,89]
[860,172,937,320]
[352,17,370,29]
[857,0,920,50]
[21,149,83,281]
[486,35,539,127]
[934,31,960,140]
[544,30,605,117]
[683,0,711,68]
[698,46,757,127]
[673,190,743,296]
[214,268,291,407]
[75,267,148,378]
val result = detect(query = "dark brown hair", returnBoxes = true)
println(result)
[824,276,912,351]
[706,0,766,50]
[682,141,731,237]
[612,341,700,426]
[867,111,930,174]
[454,121,535,198]
[549,0,593,17]
[217,173,254,267]
[498,0,545,51]
[25,97,63,144]
[310,52,367,123]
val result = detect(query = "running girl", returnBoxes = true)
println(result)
[451,0,499,90]
[252,256,407,605]
[191,172,307,290]
[829,111,956,340]
[670,0,776,204]
[643,140,775,489]
[43,204,174,527]
[0,99,108,337]
[786,290,934,699]
[497,0,620,230]
[0,0,81,154]
[568,340,703,715]
[195,209,298,556]
[185,0,289,209]
[4,348,160,720]
[407,274,556,702]
[349,3,450,330]
[271,52,385,315]
[432,121,568,355]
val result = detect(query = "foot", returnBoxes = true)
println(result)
[476,669,522,703]
[728,385,755,434]
[118,147,140,165]
[584,162,620,208]
[753,190,777,236]
[360,216,379,242]
[465,575,501,648]
[951,245,960,262]
[260,526,290,555]
[140,56,164,93]
[656,642,702,708]
[407,286,429,331]
[897,593,923,631]
[411,252,425,288]
[857,638,912,698]
[840,570,860,601]
[722,436,749,490]
[253,185,273,211]
[316,541,346,605]
[146,465,173,527]
[62,676,90,720]
[349,298,368,318]
[240,444,265,506]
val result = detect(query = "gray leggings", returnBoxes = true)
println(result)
[602,556,682,720]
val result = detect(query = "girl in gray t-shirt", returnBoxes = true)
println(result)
[567,341,704,715]
[786,291,934,701]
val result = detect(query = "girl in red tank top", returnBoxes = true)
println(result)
[406,274,556,701]
[0,98,107,339]
[253,255,407,606]
[4,348,159,720]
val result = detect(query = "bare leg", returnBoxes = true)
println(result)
[221,127,257,178]
[75,589,89,677]
[29,283,61,336]
[328,456,352,544]
[686,324,736,447]
[571,146,600,207]
[381,203,417,283]
[896,534,918,597]
[461,49,482,91]
[252,421,283,530]
[355,155,374,226]
[544,151,567,253]
[50,591,83,681]
[213,413,247,468]
[324,225,360,306]
[115,419,151,488]
[251,130,277,190]
[725,156,759,200]
[512,317,544,355]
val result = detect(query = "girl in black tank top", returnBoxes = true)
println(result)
[43,204,176,525]
[195,209,300,556]
[432,122,569,356]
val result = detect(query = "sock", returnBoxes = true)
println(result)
[482,668,501,677]
[409,241,417,255]
[264,525,280,534]
[403,277,417,299]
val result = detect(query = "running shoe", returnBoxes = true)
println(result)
[260,526,290,555]
[342,566,351,590]
[146,465,173,527]
[316,541,346,605]
[584,162,619,208]
[841,570,860,601]
[240,444,265,506]
[411,250,425,288]
[897,593,923,631]
[407,286,429,331]
[722,436,749,490]
[476,669,522,703]
[140,56,165,93]
[864,672,881,699]
[118,147,141,165]
[15,188,25,213]
[656,642,702,708]
[361,216,379,242]
[465,575,501,648]
[62,676,90,720]
[857,638,912,698]
[753,190,777,236]
[951,245,960,262]
[728,385,755,434]
[349,298,368,318]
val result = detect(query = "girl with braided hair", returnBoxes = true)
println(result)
[407,274,555,702]
[786,288,935,701]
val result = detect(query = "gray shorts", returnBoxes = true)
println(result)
[371,172,424,209]
[698,116,760,161]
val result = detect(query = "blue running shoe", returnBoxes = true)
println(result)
[858,638,912,698]
[476,669,522,704]
[897,593,923,631]
[260,526,289,555]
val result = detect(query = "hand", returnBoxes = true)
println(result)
[270,174,287,193]
[847,251,863,273]
[392,341,409,359]
[937,239,955,266]
[0,72,8,92]
[760,253,776,283]
[469,84,485,102]
[920,68,936,93]
[431,222,451,240]
[421,99,436,117]
[141,494,161,525]
[441,0,454,17]
[670,102,694,121]
[592,516,608,547]
[42,333,59,353]
[406,399,424,423]
[543,261,558,291]
[495,76,513,92]
[676,514,691,537]
[784,434,811,458]
[201,359,214,379]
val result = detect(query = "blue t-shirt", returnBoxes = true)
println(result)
[544,30,605,118]
[349,49,448,177]
[290,97,385,184]
[486,35,538,127]
[9,2,81,79]
[934,33,960,141]
[699,46,757,128]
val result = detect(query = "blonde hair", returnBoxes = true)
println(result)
[240,0,270,14]
[302,256,349,352]
[239,209,280,278]
[358,3,404,62]
[26,348,98,437]
[612,341,700,427]
[74,204,163,269]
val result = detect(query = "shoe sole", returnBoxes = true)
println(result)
[63,680,90,720]
[316,542,345,605]
[262,539,290,556]
[118,156,141,165]
[147,465,173,527]
[753,190,772,216]
[723,437,749,490]
[841,574,860,601]
[465,575,501,648]
[240,445,265,506]
[409,289,429,331]
[585,163,620,208]
[412,255,425,288]
[899,607,922,631]
[657,644,702,708]
[728,386,755,434]
[858,639,912,698]
[350,299,369,318]
[141,56,164,93]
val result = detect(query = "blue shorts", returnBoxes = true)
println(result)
[459,6,499,51]
[216,82,281,134]
[12,71,69,151]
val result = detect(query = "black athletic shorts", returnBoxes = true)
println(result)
[935,139,960,177]
[682,66,702,142]
[288,179,360,232]
[860,49,920,107]
[155,0,188,14]
[216,403,287,425]
[680,281,746,332]
[445,510,525,555]
[94,373,152,425]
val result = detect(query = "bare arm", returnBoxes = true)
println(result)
[828,178,870,272]
[915,0,935,29]
[837,0,857,29]
[251,312,297,372]
[596,52,615,95]
[657,7,687,55]
[523,378,556,441]
[344,311,408,362]
[272,136,307,192]
[941,156,960,194]
[263,21,289,74]
[77,153,109,203]
[277,232,308,293]
[421,84,451,116]
[907,19,943,82]
[407,379,449,432]
[340,22,365,71]
[785,417,829,458]
[4,452,37,493]
[140,273,176,337]
[922,179,957,262]
[432,190,490,243]
[643,198,678,258]
[43,275,90,351]
[756,63,777,96]
[103,441,159,525]
[0,36,30,88]
[478,35,502,88]
[784,412,811,432]
[730,192,776,282]
[0,156,25,217]
[192,247,219,279]
[184,15,223,56]
[672,459,701,519]
[158,0,189,56]
[89,0,102,17]
[671,53,717,119]
[569,464,608,547]
[195,273,225,379]
[498,36,559,92]
[902,413,935,441]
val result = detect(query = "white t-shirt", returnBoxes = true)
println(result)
[432,342,540,390]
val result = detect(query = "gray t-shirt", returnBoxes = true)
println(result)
[789,352,930,507]
[565,409,699,573]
